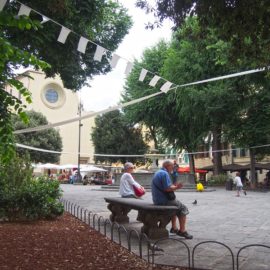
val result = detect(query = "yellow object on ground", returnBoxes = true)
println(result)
[196,182,204,192]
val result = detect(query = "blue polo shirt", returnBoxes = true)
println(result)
[151,168,172,205]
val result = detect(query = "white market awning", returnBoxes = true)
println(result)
[36,163,61,169]
[80,165,107,173]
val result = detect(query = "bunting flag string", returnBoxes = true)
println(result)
[2,0,267,137]
[2,0,176,93]
[77,37,89,53]
[149,75,161,87]
[124,62,133,75]
[16,143,91,156]
[139,68,148,82]
[160,81,173,93]
[16,142,270,157]
[93,45,106,61]
[41,16,49,24]
[13,66,266,135]
[57,26,71,44]
[14,90,165,134]
[110,54,120,69]
[18,4,31,16]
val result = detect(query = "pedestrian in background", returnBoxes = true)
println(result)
[234,171,247,197]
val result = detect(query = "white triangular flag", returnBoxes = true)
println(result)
[18,4,31,16]
[94,45,106,61]
[139,69,148,82]
[149,75,161,87]
[41,16,50,24]
[57,26,71,44]
[160,81,173,93]
[110,54,120,68]
[0,0,7,11]
[77,37,89,53]
[125,62,133,75]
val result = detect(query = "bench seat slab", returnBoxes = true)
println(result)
[105,198,179,239]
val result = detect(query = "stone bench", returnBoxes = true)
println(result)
[104,197,179,239]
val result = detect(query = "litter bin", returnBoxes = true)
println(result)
[226,179,233,190]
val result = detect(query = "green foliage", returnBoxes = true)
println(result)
[122,40,169,151]
[208,174,228,186]
[124,16,270,176]
[0,155,63,221]
[0,12,50,163]
[91,110,149,164]
[124,18,238,154]
[225,81,270,156]
[12,111,63,163]
[3,0,132,90]
[136,0,270,68]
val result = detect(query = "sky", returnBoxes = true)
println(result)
[80,0,173,112]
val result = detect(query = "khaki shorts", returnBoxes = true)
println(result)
[166,199,189,217]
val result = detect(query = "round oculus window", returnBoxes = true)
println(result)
[41,83,66,109]
[45,89,59,103]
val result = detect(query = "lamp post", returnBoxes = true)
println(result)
[77,93,83,183]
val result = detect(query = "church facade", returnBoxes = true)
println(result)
[7,70,95,165]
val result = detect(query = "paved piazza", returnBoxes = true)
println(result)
[61,185,270,270]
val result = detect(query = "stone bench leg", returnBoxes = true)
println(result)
[107,203,131,223]
[137,210,171,239]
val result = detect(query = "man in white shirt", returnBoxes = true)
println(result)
[234,171,247,197]
[119,162,143,198]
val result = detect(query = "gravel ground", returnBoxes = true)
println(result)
[0,213,189,270]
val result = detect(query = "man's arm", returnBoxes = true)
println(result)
[161,171,183,192]
[165,182,183,192]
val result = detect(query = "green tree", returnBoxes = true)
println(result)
[0,11,49,163]
[161,18,244,174]
[4,0,132,90]
[12,111,62,163]
[136,0,270,68]
[123,38,207,174]
[91,110,148,164]
[225,79,270,184]
[123,40,169,151]
[135,3,270,182]
[124,18,240,174]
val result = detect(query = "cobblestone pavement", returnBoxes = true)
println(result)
[61,184,270,270]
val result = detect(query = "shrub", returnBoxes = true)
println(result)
[0,155,64,221]
[208,174,228,186]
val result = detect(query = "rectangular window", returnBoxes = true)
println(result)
[240,148,246,157]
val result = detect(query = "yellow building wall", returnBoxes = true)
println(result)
[8,70,95,164]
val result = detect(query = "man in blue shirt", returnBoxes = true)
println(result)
[152,160,193,239]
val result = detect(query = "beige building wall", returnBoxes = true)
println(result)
[193,148,270,182]
[7,70,95,164]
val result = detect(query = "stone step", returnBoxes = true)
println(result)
[98,185,215,192]
[101,184,199,190]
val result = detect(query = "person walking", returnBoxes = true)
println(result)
[234,171,247,197]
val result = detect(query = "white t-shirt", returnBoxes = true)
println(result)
[234,176,243,187]
[119,173,140,197]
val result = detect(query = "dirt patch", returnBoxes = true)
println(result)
[0,213,188,270]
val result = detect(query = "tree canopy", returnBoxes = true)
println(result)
[0,1,132,163]
[122,40,169,151]
[13,111,63,163]
[123,16,270,178]
[3,0,132,90]
[0,12,49,163]
[91,110,148,164]
[136,0,270,68]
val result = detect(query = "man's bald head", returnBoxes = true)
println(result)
[162,160,174,173]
